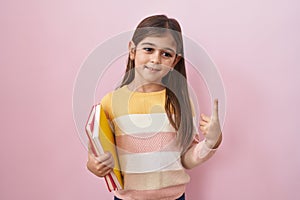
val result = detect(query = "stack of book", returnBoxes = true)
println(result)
[85,104,123,191]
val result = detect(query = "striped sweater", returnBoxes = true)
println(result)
[100,85,217,200]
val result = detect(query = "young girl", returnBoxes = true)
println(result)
[87,15,222,200]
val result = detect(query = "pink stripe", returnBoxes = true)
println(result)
[116,132,179,153]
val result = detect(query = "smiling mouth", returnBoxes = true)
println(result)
[144,65,161,72]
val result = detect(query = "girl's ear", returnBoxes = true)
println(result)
[128,41,136,60]
[172,54,182,67]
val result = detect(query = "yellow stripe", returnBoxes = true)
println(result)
[101,86,166,119]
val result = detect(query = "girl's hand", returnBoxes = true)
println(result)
[86,145,114,177]
[199,99,222,149]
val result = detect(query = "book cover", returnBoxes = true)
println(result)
[85,105,113,191]
[95,104,123,190]
[85,104,123,191]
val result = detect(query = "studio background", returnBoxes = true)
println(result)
[0,0,299,199]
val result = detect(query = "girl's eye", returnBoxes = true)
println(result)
[162,52,173,58]
[143,48,153,52]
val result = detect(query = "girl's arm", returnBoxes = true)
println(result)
[181,99,222,169]
[181,134,222,169]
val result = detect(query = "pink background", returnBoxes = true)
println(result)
[1,0,299,199]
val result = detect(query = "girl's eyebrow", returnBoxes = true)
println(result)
[140,42,176,53]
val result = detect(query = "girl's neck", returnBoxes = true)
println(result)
[127,80,165,93]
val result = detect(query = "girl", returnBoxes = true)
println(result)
[87,15,222,200]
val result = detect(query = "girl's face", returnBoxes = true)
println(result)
[129,33,181,85]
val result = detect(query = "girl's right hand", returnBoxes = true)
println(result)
[87,148,114,177]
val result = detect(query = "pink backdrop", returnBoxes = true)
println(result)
[1,0,299,199]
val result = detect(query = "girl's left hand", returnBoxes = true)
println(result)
[199,99,222,149]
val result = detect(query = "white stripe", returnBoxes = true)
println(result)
[119,151,183,173]
[113,113,175,135]
[113,113,198,136]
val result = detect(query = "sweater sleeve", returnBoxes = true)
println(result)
[181,134,218,169]
[99,92,113,120]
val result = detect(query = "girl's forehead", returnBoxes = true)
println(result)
[137,34,177,50]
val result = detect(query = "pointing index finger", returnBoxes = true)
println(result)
[213,99,219,119]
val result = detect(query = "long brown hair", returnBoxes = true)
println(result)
[120,15,194,153]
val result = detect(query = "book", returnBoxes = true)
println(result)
[93,104,123,190]
[85,104,123,191]
[85,104,113,191]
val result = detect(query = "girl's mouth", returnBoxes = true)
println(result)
[144,65,161,72]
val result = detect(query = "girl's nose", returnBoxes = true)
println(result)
[150,50,161,64]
